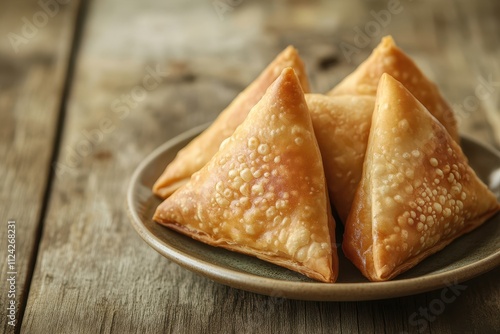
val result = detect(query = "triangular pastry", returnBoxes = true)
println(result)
[153,46,311,198]
[328,36,459,142]
[343,74,500,281]
[306,94,375,222]
[154,68,338,283]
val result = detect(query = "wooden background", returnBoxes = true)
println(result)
[1,0,499,333]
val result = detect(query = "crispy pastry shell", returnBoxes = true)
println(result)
[329,36,459,142]
[154,68,338,282]
[343,74,500,281]
[153,46,310,198]
[306,94,375,222]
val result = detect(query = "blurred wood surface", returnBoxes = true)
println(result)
[0,0,499,333]
[0,1,81,333]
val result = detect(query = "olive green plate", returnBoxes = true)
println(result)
[127,124,500,301]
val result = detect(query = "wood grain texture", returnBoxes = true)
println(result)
[14,0,500,333]
[0,1,80,332]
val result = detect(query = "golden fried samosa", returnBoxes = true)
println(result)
[153,46,311,198]
[343,74,499,281]
[329,36,459,142]
[154,68,338,282]
[306,94,375,222]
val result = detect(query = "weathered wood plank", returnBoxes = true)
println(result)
[0,1,81,332]
[428,0,500,149]
[22,0,500,333]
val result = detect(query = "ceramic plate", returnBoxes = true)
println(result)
[127,123,500,301]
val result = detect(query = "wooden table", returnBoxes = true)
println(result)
[1,0,499,333]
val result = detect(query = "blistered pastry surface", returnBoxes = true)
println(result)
[329,36,459,142]
[307,94,375,222]
[344,74,500,281]
[153,46,311,198]
[154,68,336,282]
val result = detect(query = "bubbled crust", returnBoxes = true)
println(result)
[306,94,375,223]
[328,36,459,143]
[153,46,311,199]
[154,68,337,283]
[343,74,500,282]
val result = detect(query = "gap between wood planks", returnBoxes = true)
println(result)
[16,1,91,332]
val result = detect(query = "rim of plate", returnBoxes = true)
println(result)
[126,124,500,301]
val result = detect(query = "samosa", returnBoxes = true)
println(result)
[154,68,338,282]
[153,46,310,198]
[343,74,499,281]
[329,36,459,142]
